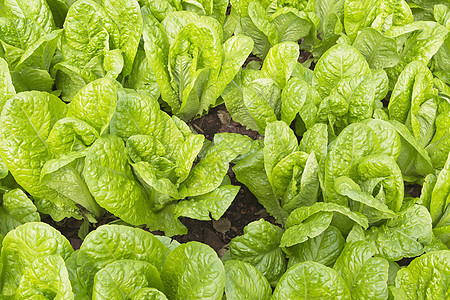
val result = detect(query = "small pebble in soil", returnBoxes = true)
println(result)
[213,218,232,234]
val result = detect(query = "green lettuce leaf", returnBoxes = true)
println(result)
[395,250,450,299]
[83,135,156,225]
[365,204,433,260]
[228,219,286,286]
[224,260,272,300]
[0,91,82,220]
[92,260,164,299]
[0,57,15,111]
[15,255,73,299]
[67,78,117,135]
[161,242,225,300]
[72,225,169,297]
[272,261,351,299]
[287,226,345,268]
[0,222,73,295]
[353,27,400,69]
[4,0,55,32]
[0,188,40,236]
[323,123,381,206]
[312,41,371,98]
[333,240,389,299]
[102,0,142,77]
[386,21,448,84]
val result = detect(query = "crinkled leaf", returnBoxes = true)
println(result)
[233,146,289,223]
[199,34,253,115]
[0,91,82,219]
[260,41,299,89]
[312,38,370,98]
[430,152,450,227]
[10,66,54,93]
[68,78,117,134]
[14,29,61,71]
[343,0,378,42]
[47,118,99,156]
[287,226,345,268]
[224,260,271,300]
[92,260,164,299]
[299,123,328,163]
[354,154,404,212]
[272,261,351,299]
[371,69,389,102]
[280,78,319,126]
[161,242,225,300]
[312,0,345,57]
[15,255,73,299]
[371,0,413,33]
[242,84,278,133]
[395,250,450,299]
[176,185,239,221]
[0,17,42,54]
[331,74,376,126]
[83,135,155,225]
[264,121,298,185]
[0,222,73,295]
[386,21,448,83]
[389,120,434,179]
[324,123,380,206]
[222,69,260,131]
[281,212,334,248]
[271,8,315,44]
[41,150,102,218]
[75,225,169,297]
[353,27,399,69]
[178,133,252,197]
[142,12,179,112]
[334,176,397,223]
[365,204,433,261]
[61,0,110,68]
[363,119,401,160]
[228,219,286,286]
[0,188,40,236]
[131,288,168,300]
[286,202,369,229]
[388,61,436,147]
[333,241,389,300]
[123,47,160,99]
[102,0,142,77]
[426,92,450,169]
[0,57,15,111]
[275,152,319,212]
[4,0,55,32]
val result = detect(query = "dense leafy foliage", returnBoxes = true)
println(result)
[1,0,450,298]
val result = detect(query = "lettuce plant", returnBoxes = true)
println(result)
[0,222,74,297]
[0,223,226,299]
[224,204,447,299]
[0,77,250,235]
[224,39,389,137]
[0,0,63,93]
[55,0,143,99]
[139,0,229,25]
[233,121,320,224]
[419,152,450,248]
[0,188,40,237]
[323,122,404,223]
[229,0,317,58]
[142,9,254,120]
